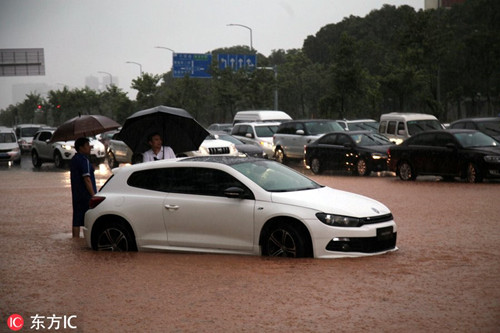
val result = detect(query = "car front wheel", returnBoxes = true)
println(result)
[275,148,287,164]
[32,151,42,168]
[54,151,65,168]
[466,162,483,183]
[398,161,416,181]
[263,223,306,258]
[107,151,118,169]
[356,158,369,176]
[310,157,322,174]
[95,221,137,251]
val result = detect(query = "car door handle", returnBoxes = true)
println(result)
[164,204,179,211]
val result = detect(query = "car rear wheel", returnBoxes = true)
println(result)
[263,223,306,258]
[466,162,483,183]
[310,158,322,174]
[398,161,416,181]
[32,151,42,168]
[107,151,118,169]
[54,151,65,168]
[275,148,287,164]
[95,221,137,251]
[356,158,369,176]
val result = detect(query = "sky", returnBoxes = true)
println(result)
[0,0,424,110]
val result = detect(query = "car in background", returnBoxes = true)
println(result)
[211,131,265,158]
[449,117,500,141]
[106,132,143,168]
[207,123,233,133]
[387,129,500,183]
[336,119,379,133]
[379,113,443,144]
[96,129,119,151]
[31,128,106,168]
[232,110,292,125]
[273,119,345,163]
[178,134,239,157]
[0,127,21,165]
[231,122,279,158]
[84,156,397,258]
[304,131,392,176]
[14,123,45,152]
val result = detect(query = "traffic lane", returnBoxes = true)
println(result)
[1,157,499,331]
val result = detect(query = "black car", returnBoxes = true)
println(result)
[304,130,392,176]
[449,117,500,141]
[388,129,500,183]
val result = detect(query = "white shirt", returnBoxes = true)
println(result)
[142,146,176,162]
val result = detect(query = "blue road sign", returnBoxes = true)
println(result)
[173,53,212,78]
[218,54,256,71]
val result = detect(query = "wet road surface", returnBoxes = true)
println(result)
[1,155,499,332]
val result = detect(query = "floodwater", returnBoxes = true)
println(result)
[1,156,499,332]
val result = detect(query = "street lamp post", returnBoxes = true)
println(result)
[97,71,113,86]
[154,46,175,72]
[126,61,143,75]
[227,23,253,51]
[258,66,278,110]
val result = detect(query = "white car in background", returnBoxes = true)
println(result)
[84,156,397,258]
[0,127,21,165]
[31,128,106,168]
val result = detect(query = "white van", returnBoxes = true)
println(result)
[378,113,443,144]
[233,110,292,125]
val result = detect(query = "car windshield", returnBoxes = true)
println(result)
[348,122,379,132]
[305,121,344,135]
[453,132,500,148]
[20,127,41,137]
[407,120,442,135]
[476,120,500,137]
[231,159,322,192]
[0,133,16,143]
[350,133,390,146]
[254,125,278,137]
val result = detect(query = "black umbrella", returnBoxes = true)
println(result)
[118,106,209,154]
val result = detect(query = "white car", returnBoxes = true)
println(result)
[0,127,21,164]
[181,134,239,157]
[31,129,106,168]
[84,157,397,258]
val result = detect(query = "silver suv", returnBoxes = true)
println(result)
[231,122,280,158]
[273,120,344,163]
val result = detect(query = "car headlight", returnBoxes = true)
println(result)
[316,213,361,227]
[371,153,387,160]
[259,141,273,149]
[62,144,74,151]
[484,155,500,163]
[229,143,238,154]
[199,146,209,155]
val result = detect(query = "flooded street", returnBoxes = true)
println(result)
[1,156,499,332]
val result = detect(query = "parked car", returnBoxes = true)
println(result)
[449,117,500,141]
[273,119,345,163]
[180,134,239,157]
[233,110,292,125]
[84,156,397,258]
[304,131,392,176]
[107,132,142,168]
[387,129,500,183]
[31,129,106,168]
[0,127,21,164]
[211,131,265,158]
[231,122,280,158]
[336,119,379,133]
[379,113,443,144]
[14,123,45,152]
[207,123,233,133]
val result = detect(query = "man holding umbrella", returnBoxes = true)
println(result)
[70,138,97,238]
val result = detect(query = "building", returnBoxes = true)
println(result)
[425,0,466,10]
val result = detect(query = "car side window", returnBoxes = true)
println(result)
[387,121,397,135]
[318,134,336,145]
[433,133,455,147]
[335,134,351,146]
[409,133,434,146]
[128,167,254,199]
[39,131,52,141]
[379,121,387,134]
[464,122,476,130]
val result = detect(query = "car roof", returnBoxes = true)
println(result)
[0,127,15,133]
[234,122,281,126]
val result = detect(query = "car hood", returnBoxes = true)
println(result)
[0,142,19,150]
[359,145,392,154]
[270,186,391,218]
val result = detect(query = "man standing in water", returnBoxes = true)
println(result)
[70,137,97,238]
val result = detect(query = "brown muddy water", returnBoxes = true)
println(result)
[1,157,499,332]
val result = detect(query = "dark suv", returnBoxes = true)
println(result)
[272,120,344,163]
[449,117,500,141]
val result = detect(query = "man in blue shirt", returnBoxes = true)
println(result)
[70,137,97,238]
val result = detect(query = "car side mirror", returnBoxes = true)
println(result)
[224,187,246,199]
[296,129,305,135]
[397,129,407,136]
[245,133,254,138]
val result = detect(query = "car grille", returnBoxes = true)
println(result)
[326,233,397,253]
[360,213,393,225]
[208,147,230,155]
